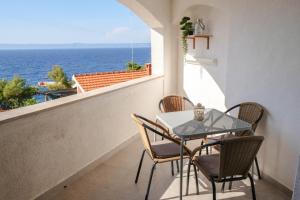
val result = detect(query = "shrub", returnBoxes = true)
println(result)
[47,65,72,90]
[126,61,144,71]
[0,76,37,110]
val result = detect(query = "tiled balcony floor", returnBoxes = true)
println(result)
[49,138,291,200]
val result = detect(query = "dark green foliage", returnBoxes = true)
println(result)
[47,65,72,90]
[126,61,144,71]
[0,76,37,110]
[180,16,193,53]
[180,17,191,25]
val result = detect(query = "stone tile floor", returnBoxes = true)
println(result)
[48,139,291,200]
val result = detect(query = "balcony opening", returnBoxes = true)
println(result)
[0,1,151,111]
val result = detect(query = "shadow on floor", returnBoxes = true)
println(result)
[47,139,290,200]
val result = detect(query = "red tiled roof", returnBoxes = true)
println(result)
[73,63,151,92]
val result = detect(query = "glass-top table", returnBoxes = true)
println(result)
[156,108,252,200]
[157,108,252,138]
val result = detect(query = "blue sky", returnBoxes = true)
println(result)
[0,0,150,44]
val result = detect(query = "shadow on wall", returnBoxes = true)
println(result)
[178,4,230,111]
[256,106,287,181]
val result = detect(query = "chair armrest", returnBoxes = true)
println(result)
[158,99,164,112]
[144,124,191,155]
[183,97,194,107]
[225,104,240,114]
[137,115,172,137]
[191,141,221,157]
[205,132,232,141]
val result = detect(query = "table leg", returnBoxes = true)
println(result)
[180,138,184,200]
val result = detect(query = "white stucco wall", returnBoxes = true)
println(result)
[0,76,163,200]
[172,0,300,189]
[176,4,229,111]
[224,0,300,189]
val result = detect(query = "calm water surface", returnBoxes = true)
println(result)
[0,48,151,85]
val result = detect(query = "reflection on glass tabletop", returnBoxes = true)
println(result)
[156,109,252,138]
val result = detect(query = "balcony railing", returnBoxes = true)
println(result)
[0,75,163,200]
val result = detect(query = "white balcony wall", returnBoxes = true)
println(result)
[172,0,300,190]
[0,76,163,200]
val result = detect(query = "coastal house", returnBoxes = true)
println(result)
[72,63,152,93]
[0,1,300,200]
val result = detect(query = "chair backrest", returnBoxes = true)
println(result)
[226,102,264,136]
[131,114,153,158]
[131,114,172,159]
[159,95,194,113]
[218,136,264,180]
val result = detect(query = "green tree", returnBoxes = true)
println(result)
[126,61,144,71]
[0,76,37,110]
[47,65,72,90]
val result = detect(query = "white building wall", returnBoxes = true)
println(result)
[172,0,300,189]
[175,3,229,111]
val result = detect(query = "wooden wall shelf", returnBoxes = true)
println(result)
[187,35,212,49]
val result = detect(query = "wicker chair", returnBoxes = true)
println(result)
[131,114,192,200]
[158,95,194,174]
[158,95,194,113]
[204,102,264,179]
[186,136,264,200]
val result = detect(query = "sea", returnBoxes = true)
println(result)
[0,47,151,86]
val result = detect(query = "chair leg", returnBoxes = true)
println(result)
[201,139,210,155]
[135,150,146,184]
[176,160,179,172]
[228,181,232,190]
[145,163,157,200]
[228,176,233,190]
[210,177,216,200]
[186,159,191,196]
[200,140,204,156]
[255,157,262,179]
[221,182,225,192]
[229,181,233,190]
[248,173,257,200]
[193,164,199,195]
[171,161,174,176]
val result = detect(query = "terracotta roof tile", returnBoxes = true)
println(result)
[73,64,151,92]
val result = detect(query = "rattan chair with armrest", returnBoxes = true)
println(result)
[131,114,193,200]
[157,95,194,175]
[158,95,194,113]
[204,102,264,179]
[187,136,264,200]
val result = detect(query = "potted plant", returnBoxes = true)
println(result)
[180,16,193,53]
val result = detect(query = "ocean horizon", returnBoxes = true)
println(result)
[0,43,151,50]
[0,46,151,86]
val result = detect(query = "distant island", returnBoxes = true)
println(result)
[0,43,151,50]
